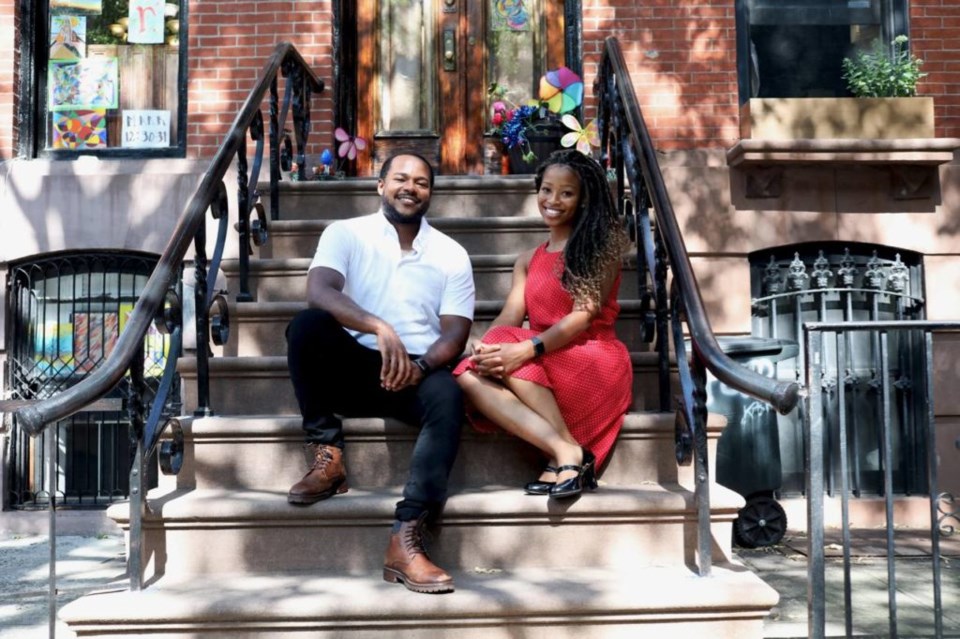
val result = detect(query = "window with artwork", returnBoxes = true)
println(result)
[735,0,908,102]
[22,0,186,156]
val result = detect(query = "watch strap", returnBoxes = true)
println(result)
[530,336,546,357]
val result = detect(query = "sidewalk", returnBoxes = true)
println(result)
[1,528,958,638]
[735,529,960,638]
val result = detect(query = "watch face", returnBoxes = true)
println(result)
[415,359,429,373]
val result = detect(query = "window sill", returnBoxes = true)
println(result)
[726,137,960,199]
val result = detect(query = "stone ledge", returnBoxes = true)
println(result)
[726,138,960,199]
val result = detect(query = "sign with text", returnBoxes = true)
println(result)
[121,109,170,148]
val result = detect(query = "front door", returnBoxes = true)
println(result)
[355,0,567,175]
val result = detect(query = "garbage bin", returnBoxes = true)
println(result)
[689,336,798,548]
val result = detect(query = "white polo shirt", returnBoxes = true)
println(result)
[309,211,475,354]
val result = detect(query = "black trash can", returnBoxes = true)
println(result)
[692,336,798,548]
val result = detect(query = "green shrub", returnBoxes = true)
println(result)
[841,35,926,98]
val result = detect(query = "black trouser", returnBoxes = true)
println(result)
[286,308,463,522]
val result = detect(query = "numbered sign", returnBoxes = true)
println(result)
[121,109,170,148]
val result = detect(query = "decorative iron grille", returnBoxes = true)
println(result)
[4,252,177,509]
[749,242,927,497]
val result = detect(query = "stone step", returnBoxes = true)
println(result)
[106,483,744,578]
[220,254,641,303]
[160,412,723,493]
[260,175,540,221]
[218,299,653,357]
[60,564,777,639]
[177,353,675,417]
[260,216,550,259]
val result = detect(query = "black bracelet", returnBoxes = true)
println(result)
[530,336,546,357]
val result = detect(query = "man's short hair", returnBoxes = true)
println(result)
[379,152,436,188]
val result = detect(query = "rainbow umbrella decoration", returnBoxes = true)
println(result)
[538,66,583,115]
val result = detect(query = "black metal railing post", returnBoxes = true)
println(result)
[804,327,827,639]
[127,340,146,591]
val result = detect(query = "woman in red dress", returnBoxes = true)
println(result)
[453,150,632,499]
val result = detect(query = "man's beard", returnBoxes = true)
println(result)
[382,196,429,225]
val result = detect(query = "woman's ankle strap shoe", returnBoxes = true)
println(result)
[524,465,558,495]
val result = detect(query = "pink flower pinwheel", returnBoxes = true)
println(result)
[560,114,599,155]
[335,127,367,160]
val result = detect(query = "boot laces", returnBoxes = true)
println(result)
[401,521,428,556]
[310,445,334,470]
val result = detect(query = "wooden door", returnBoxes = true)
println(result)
[356,0,565,176]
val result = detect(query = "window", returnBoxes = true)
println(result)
[5,252,173,508]
[20,0,187,157]
[736,0,908,102]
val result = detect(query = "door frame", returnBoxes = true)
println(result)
[332,0,583,176]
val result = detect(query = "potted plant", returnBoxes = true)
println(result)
[488,67,586,173]
[740,36,933,140]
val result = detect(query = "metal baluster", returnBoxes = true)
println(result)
[879,331,899,637]
[838,250,862,495]
[923,331,944,639]
[269,77,281,221]
[236,139,252,302]
[193,220,212,417]
[836,333,854,636]
[46,425,57,639]
[805,328,826,639]
[127,340,146,591]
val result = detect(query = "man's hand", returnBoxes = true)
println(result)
[376,323,412,390]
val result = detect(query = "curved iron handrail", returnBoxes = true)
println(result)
[598,37,800,416]
[7,43,323,436]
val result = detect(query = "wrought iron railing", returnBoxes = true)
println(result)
[0,43,323,610]
[594,36,801,577]
[751,246,928,497]
[803,320,957,639]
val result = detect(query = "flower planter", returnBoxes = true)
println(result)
[740,97,935,140]
[506,127,565,174]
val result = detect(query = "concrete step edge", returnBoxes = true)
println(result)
[60,564,778,629]
[107,484,744,526]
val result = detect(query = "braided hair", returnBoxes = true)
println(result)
[534,149,629,308]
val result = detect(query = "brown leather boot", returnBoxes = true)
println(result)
[383,515,454,594]
[287,443,348,505]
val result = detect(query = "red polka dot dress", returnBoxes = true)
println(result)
[453,243,633,468]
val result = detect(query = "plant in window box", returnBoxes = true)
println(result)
[489,66,590,173]
[842,36,925,98]
[740,36,934,141]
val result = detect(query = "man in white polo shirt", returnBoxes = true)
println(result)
[285,152,475,594]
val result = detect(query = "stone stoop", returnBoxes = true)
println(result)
[59,566,778,639]
[59,177,779,638]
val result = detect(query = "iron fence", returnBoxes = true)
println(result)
[803,319,958,639]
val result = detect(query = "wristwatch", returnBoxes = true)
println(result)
[530,336,546,357]
[413,356,432,375]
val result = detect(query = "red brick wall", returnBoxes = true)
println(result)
[910,0,960,138]
[185,0,335,159]
[580,0,740,150]
[3,2,958,159]
[0,0,18,159]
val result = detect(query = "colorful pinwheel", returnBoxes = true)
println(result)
[560,114,599,155]
[335,127,367,160]
[538,66,584,115]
